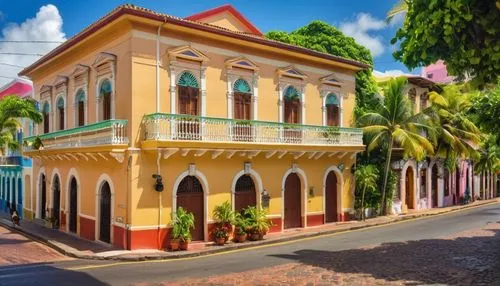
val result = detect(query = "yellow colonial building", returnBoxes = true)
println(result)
[20,4,367,249]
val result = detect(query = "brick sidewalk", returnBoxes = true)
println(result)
[0,198,498,262]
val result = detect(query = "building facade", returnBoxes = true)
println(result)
[20,5,367,250]
[0,78,35,218]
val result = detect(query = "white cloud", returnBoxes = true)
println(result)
[340,13,387,58]
[0,5,66,86]
[388,13,405,27]
[373,69,407,78]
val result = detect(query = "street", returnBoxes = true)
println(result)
[0,202,499,286]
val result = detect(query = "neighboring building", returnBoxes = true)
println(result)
[421,60,455,84]
[0,78,35,218]
[373,74,487,214]
[19,4,367,250]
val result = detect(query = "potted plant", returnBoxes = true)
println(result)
[233,213,248,243]
[44,216,58,229]
[169,217,182,251]
[212,201,235,242]
[171,207,195,251]
[213,226,228,246]
[243,206,272,241]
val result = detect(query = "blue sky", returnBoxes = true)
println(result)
[0,1,417,85]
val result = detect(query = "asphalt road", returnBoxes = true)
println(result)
[1,202,499,286]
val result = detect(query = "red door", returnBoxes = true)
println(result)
[325,172,338,222]
[284,173,302,229]
[176,176,204,241]
[178,86,200,140]
[234,175,256,213]
[233,92,253,141]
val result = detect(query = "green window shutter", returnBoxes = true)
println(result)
[100,79,112,96]
[178,72,199,88]
[56,97,64,108]
[284,86,300,100]
[76,89,85,102]
[326,93,339,105]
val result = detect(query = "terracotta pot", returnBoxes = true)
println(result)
[236,233,247,243]
[179,240,190,250]
[215,237,226,246]
[259,232,264,240]
[170,239,180,251]
[249,233,260,241]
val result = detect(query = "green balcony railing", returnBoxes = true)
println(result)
[143,113,363,146]
[24,119,128,151]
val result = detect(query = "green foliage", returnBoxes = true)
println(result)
[212,201,235,225]
[392,0,500,86]
[234,212,250,235]
[354,164,379,220]
[469,82,500,143]
[171,207,195,242]
[474,135,500,174]
[0,95,43,152]
[242,206,272,234]
[265,21,379,120]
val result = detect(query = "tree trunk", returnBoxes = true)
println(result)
[361,185,366,221]
[380,138,394,215]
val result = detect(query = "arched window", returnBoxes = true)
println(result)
[326,93,340,126]
[75,89,85,127]
[233,79,252,120]
[56,97,65,130]
[408,88,416,111]
[177,72,199,116]
[42,102,50,133]
[99,79,112,121]
[283,86,301,124]
[234,174,256,213]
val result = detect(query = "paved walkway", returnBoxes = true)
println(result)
[0,198,498,262]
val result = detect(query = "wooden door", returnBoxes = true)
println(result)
[177,176,204,241]
[58,107,64,130]
[78,101,85,126]
[455,170,461,204]
[233,92,253,141]
[99,182,111,243]
[234,175,256,213]
[284,173,302,229]
[53,176,61,228]
[432,165,438,207]
[69,178,78,233]
[43,113,49,133]
[325,171,338,223]
[326,104,339,126]
[405,168,414,209]
[103,94,111,120]
[41,175,46,219]
[178,86,200,140]
[284,99,301,143]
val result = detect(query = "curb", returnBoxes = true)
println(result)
[1,199,498,262]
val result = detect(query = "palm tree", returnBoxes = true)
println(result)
[425,85,481,168]
[474,135,499,175]
[0,95,42,154]
[355,164,379,221]
[360,77,434,215]
[386,0,408,22]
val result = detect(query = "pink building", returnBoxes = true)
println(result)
[0,78,33,99]
[421,60,455,84]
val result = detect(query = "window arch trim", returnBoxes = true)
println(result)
[177,71,200,88]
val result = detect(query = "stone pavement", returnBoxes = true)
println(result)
[148,222,500,286]
[0,198,498,262]
[0,225,69,265]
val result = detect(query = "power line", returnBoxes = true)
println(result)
[0,52,44,56]
[0,63,25,68]
[0,40,64,44]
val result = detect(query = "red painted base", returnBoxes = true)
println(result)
[269,217,282,233]
[79,216,95,241]
[340,212,350,222]
[307,214,324,227]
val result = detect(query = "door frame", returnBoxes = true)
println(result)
[66,168,81,234]
[95,173,114,245]
[231,167,263,212]
[400,160,417,210]
[36,168,46,219]
[172,166,209,241]
[50,169,62,225]
[281,166,307,231]
[323,166,343,224]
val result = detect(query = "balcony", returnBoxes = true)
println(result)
[0,156,31,167]
[142,113,363,148]
[23,119,129,152]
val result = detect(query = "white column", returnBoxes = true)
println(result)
[200,66,207,117]
[226,75,233,119]
[169,65,177,114]
[300,86,306,124]
[252,75,259,120]
[278,84,284,123]
[339,94,344,128]
[321,95,327,126]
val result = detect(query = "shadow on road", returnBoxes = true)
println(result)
[270,228,500,285]
[0,263,109,286]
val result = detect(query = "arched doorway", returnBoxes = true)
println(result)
[52,175,61,229]
[40,174,47,219]
[455,169,461,205]
[177,176,204,241]
[405,167,415,209]
[284,173,302,229]
[325,171,338,223]
[234,175,256,213]
[69,177,78,233]
[431,164,438,207]
[99,181,112,243]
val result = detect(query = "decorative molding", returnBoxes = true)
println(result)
[277,65,307,79]
[168,45,209,63]
[109,152,125,163]
[225,56,259,71]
